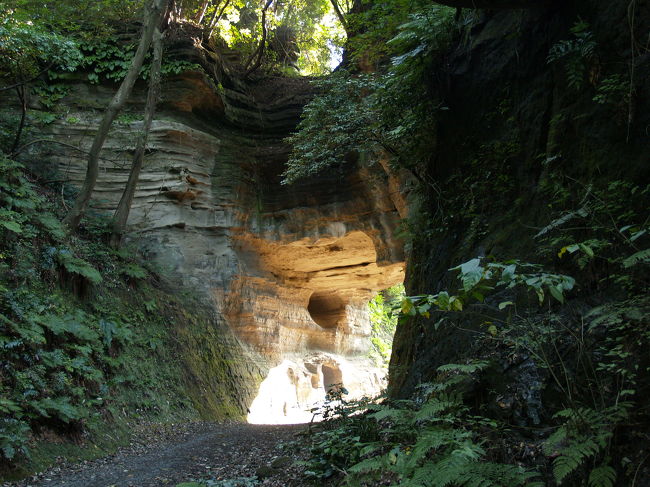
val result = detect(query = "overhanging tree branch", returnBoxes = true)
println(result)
[329,0,348,32]
[0,62,55,92]
[208,0,231,37]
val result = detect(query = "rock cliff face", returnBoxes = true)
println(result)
[388,0,649,403]
[27,40,406,420]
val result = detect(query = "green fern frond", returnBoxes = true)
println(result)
[437,361,490,374]
[588,464,616,487]
[347,455,385,474]
[56,251,102,284]
[552,437,601,483]
[416,393,465,420]
[459,462,543,487]
[369,406,414,422]
[407,452,470,487]
[405,427,469,469]
[622,248,650,268]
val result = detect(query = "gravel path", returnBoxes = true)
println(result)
[3,423,311,487]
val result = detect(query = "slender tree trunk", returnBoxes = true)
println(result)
[207,0,229,37]
[110,26,164,249]
[329,0,348,32]
[244,0,273,76]
[196,0,211,23]
[10,84,27,155]
[63,0,167,231]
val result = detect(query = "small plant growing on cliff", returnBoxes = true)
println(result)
[368,284,404,367]
[547,20,597,90]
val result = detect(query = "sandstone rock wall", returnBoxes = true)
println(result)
[24,42,407,416]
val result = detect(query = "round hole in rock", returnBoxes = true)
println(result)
[307,290,346,329]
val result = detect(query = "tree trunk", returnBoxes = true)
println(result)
[329,0,348,33]
[110,26,164,249]
[196,0,211,23]
[63,0,167,231]
[207,0,230,37]
[244,0,273,76]
[10,85,27,155]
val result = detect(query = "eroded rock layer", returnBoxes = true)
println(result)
[25,40,406,418]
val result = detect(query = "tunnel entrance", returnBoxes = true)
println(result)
[247,284,405,424]
[235,230,405,424]
[307,290,346,329]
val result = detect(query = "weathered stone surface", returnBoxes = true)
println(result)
[389,0,650,402]
[25,43,406,418]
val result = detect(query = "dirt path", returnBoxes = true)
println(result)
[3,423,310,487]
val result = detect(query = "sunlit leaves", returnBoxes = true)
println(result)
[0,13,83,82]
[284,4,454,183]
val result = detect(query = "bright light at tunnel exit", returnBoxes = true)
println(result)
[247,284,404,425]
[247,356,387,425]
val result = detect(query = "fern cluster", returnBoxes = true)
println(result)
[543,405,629,487]
[0,153,177,463]
[305,361,541,487]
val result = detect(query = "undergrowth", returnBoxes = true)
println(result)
[0,151,239,479]
[304,362,542,487]
[304,173,649,486]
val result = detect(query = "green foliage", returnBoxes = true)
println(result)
[544,405,628,485]
[304,360,541,486]
[4,0,142,36]
[401,257,575,323]
[0,152,205,467]
[538,179,649,293]
[592,74,630,107]
[284,4,454,183]
[547,20,597,90]
[56,250,103,284]
[0,288,109,461]
[117,262,149,280]
[31,83,70,110]
[283,71,377,182]
[368,284,404,367]
[396,171,650,484]
[79,39,202,84]
[0,12,83,82]
[588,465,617,487]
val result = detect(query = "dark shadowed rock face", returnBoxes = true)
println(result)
[389,0,650,405]
[25,37,406,418]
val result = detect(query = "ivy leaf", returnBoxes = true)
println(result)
[401,297,415,316]
[578,243,594,258]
